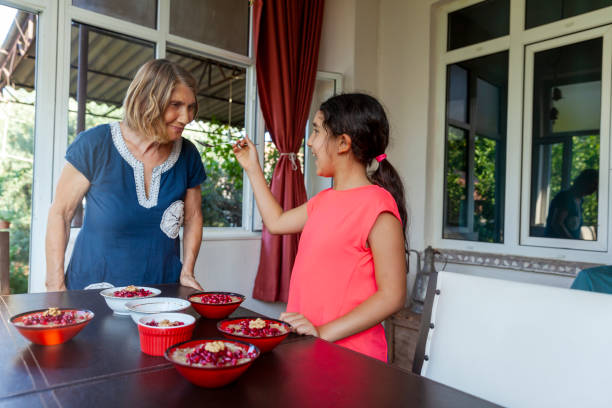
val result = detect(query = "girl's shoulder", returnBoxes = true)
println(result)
[307,185,396,212]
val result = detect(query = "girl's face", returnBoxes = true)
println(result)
[163,84,197,141]
[307,111,335,177]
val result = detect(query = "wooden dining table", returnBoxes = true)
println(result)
[0,284,499,407]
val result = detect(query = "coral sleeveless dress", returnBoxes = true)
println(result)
[286,185,401,361]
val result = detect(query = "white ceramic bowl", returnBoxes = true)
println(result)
[99,286,161,315]
[126,297,191,324]
[137,312,196,328]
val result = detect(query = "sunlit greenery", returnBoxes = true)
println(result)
[0,87,34,294]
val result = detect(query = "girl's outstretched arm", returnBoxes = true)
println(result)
[284,212,406,342]
[232,136,307,234]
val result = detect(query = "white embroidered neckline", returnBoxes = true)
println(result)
[110,122,182,209]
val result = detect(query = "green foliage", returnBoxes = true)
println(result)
[0,87,35,294]
[571,135,599,227]
[445,127,467,227]
[183,121,244,227]
[445,129,501,242]
[473,136,499,243]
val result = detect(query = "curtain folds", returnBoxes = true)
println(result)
[251,0,325,302]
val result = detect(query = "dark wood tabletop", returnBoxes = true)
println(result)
[0,285,498,408]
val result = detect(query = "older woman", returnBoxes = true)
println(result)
[45,59,205,291]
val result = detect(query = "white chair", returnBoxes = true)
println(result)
[413,271,612,408]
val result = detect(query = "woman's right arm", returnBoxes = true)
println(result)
[232,136,307,234]
[45,163,90,291]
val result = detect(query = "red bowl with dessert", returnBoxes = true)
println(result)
[10,307,94,345]
[137,312,196,356]
[217,317,291,353]
[165,338,260,388]
[188,292,245,319]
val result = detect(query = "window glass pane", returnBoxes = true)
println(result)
[448,65,468,123]
[443,51,507,243]
[444,126,468,234]
[0,6,37,293]
[167,49,247,227]
[447,0,509,51]
[475,78,500,137]
[170,0,249,56]
[68,23,155,226]
[552,81,601,134]
[72,0,157,29]
[525,0,612,29]
[473,135,502,242]
[529,38,601,240]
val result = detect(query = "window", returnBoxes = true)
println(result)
[169,0,249,56]
[2,0,259,292]
[522,29,609,251]
[447,0,509,51]
[525,0,612,30]
[72,0,157,28]
[432,0,612,263]
[443,52,508,243]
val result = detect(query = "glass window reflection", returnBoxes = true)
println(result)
[529,38,602,240]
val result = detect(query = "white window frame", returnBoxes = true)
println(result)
[520,26,611,252]
[428,0,612,264]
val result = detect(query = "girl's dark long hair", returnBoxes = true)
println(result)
[319,93,409,248]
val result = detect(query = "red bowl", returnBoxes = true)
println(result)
[188,292,245,319]
[165,339,260,388]
[217,317,291,353]
[137,313,196,356]
[10,308,94,346]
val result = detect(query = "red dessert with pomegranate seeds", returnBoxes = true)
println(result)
[15,307,88,327]
[226,318,288,337]
[113,285,153,298]
[145,319,185,327]
[171,341,257,368]
[191,293,242,304]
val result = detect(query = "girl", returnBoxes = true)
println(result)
[233,93,407,362]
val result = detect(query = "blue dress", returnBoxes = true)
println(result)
[64,122,206,289]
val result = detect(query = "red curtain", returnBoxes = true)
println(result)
[251,0,325,302]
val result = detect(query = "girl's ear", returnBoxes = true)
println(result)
[336,133,352,154]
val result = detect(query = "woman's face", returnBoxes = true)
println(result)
[307,111,334,177]
[163,84,197,141]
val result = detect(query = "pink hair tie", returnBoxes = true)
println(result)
[375,153,387,163]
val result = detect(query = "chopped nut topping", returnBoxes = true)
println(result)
[204,341,226,353]
[43,307,61,317]
[249,318,266,329]
[124,285,137,292]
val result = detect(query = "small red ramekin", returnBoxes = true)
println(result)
[137,313,196,356]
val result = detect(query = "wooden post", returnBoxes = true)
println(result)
[0,231,9,295]
[71,23,89,227]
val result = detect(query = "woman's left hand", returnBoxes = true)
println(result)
[279,312,319,337]
[180,272,204,291]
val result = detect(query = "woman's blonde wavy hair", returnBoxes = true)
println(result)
[123,59,198,144]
